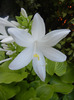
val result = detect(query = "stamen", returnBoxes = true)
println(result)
[34,54,40,60]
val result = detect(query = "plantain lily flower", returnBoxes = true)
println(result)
[8,13,71,81]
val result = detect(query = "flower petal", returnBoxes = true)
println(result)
[0,17,16,27]
[33,51,46,81]
[0,25,8,36]
[11,21,19,26]
[6,50,16,55]
[31,13,45,40]
[0,35,7,39]
[9,46,33,70]
[41,47,66,62]
[1,36,14,43]
[0,58,12,64]
[4,16,9,20]
[21,8,28,18]
[0,48,8,51]
[8,28,34,47]
[39,29,71,47]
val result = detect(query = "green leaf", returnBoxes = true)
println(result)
[46,59,55,75]
[56,44,61,49]
[17,80,29,91]
[50,76,73,94]
[50,93,59,100]
[15,87,36,100]
[0,61,28,83]
[55,61,67,76]
[62,12,67,17]
[46,59,67,76]
[0,51,5,60]
[36,84,54,100]
[59,0,64,2]
[63,90,74,100]
[69,18,74,24]
[0,90,6,100]
[60,64,74,83]
[30,80,42,89]
[29,97,40,100]
[0,84,20,100]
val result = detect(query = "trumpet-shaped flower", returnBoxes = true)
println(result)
[8,13,71,81]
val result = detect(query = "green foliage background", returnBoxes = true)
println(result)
[0,0,74,100]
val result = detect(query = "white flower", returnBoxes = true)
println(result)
[0,15,19,43]
[8,13,71,81]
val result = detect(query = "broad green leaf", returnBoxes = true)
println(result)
[0,90,6,100]
[55,61,67,76]
[50,76,73,94]
[0,61,28,83]
[63,90,74,100]
[36,84,54,100]
[29,97,40,100]
[46,59,67,76]
[0,84,20,100]
[46,59,55,75]
[15,87,36,100]
[30,80,47,89]
[45,74,51,83]
[30,80,42,89]
[17,80,29,90]
[60,64,74,83]
[50,93,59,100]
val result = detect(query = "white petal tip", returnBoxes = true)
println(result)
[8,28,14,34]
[0,58,12,64]
[41,77,45,82]
[21,8,27,18]
[34,13,40,18]
[9,65,18,70]
[65,29,71,34]
[38,73,46,82]
[57,54,67,62]
[1,37,14,43]
[21,8,25,11]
